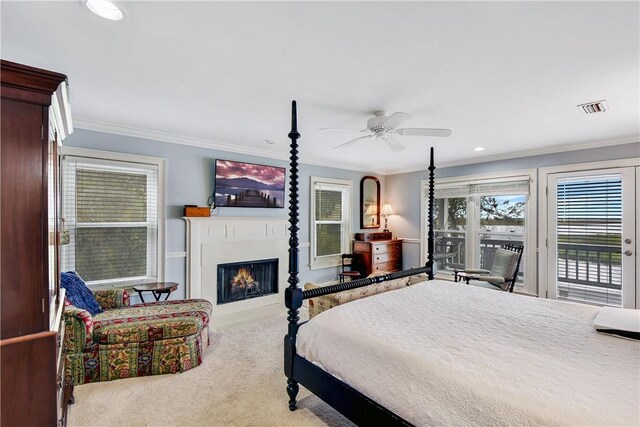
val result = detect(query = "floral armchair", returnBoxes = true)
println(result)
[64,289,212,385]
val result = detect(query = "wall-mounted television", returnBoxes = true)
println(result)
[214,159,285,208]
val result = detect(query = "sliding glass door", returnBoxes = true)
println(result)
[547,167,636,308]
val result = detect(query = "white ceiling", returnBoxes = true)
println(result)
[2,1,638,173]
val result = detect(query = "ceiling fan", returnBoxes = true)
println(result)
[322,111,452,152]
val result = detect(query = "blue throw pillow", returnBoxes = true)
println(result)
[61,271,103,316]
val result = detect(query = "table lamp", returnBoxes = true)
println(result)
[380,203,394,233]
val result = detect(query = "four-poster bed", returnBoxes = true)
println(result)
[283,101,639,426]
[283,100,436,426]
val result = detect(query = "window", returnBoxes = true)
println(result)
[310,177,352,270]
[433,189,468,272]
[61,148,165,287]
[423,172,535,293]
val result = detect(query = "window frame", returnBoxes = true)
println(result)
[421,169,537,295]
[309,176,353,270]
[60,146,166,289]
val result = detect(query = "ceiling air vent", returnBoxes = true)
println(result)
[578,100,607,114]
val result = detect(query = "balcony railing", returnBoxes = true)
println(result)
[433,232,524,278]
[556,242,622,306]
[434,232,465,271]
[434,232,621,292]
[556,243,621,290]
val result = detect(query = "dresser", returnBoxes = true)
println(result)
[353,239,403,276]
[0,60,73,426]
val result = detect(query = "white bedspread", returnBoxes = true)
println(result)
[296,280,640,426]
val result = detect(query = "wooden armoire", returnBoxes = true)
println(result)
[0,60,73,426]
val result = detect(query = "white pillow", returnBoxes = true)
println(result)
[592,307,640,340]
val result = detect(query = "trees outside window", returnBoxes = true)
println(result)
[428,176,532,289]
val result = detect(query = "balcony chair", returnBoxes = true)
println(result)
[338,253,361,283]
[453,244,524,292]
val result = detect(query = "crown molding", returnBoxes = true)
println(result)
[74,118,290,161]
[298,157,378,174]
[73,118,376,174]
[73,118,638,177]
[382,135,640,175]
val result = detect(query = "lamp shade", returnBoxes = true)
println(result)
[365,204,377,215]
[380,204,394,216]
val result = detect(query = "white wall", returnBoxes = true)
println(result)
[64,129,639,301]
[386,141,640,271]
[64,129,388,302]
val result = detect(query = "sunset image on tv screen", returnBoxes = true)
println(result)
[215,160,286,208]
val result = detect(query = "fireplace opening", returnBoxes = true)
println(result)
[217,258,278,304]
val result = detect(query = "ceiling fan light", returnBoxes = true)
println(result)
[86,0,124,20]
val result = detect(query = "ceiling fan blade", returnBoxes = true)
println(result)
[334,135,373,149]
[394,128,452,137]
[384,137,405,152]
[381,112,412,130]
[320,127,366,132]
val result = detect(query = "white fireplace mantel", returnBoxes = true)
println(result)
[185,217,289,326]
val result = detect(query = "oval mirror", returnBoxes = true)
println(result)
[360,176,380,229]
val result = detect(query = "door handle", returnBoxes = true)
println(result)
[624,250,633,256]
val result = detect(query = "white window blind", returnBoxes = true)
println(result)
[62,156,159,286]
[314,182,350,257]
[434,177,531,198]
[310,178,352,269]
[556,174,622,306]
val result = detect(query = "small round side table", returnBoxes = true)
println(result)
[133,282,179,303]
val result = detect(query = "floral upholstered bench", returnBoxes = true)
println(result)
[64,288,212,385]
[304,272,428,319]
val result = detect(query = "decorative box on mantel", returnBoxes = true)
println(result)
[184,217,289,326]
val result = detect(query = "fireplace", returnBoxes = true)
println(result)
[185,217,288,326]
[217,258,278,305]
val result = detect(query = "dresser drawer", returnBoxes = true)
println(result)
[372,260,402,272]
[353,239,403,276]
[372,241,402,254]
[373,252,400,264]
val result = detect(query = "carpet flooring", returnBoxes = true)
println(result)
[67,313,353,427]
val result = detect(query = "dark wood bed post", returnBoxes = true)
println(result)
[427,147,435,279]
[284,100,303,411]
[283,102,432,425]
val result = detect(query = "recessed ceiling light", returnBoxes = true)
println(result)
[86,0,124,21]
[474,147,485,152]
[261,139,276,145]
